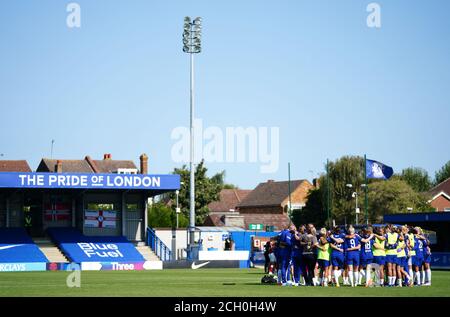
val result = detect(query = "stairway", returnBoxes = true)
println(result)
[33,238,69,263]
[135,245,161,261]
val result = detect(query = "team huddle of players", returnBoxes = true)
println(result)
[266,223,432,287]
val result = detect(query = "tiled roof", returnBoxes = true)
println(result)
[37,159,94,173]
[237,180,308,207]
[208,189,252,213]
[203,214,225,226]
[428,177,450,198]
[93,159,137,173]
[36,157,137,173]
[0,160,32,172]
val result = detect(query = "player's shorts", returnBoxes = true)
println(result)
[397,257,407,269]
[373,256,386,266]
[408,256,413,266]
[424,254,431,264]
[331,253,344,268]
[413,256,424,267]
[360,257,374,266]
[346,252,360,266]
[317,259,330,269]
[386,254,398,264]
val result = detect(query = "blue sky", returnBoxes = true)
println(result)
[0,0,449,189]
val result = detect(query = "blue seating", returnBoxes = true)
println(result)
[47,228,144,263]
[0,228,48,263]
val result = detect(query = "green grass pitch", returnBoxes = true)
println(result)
[0,269,449,297]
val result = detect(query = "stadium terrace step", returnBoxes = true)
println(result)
[135,245,161,261]
[32,238,69,263]
[46,228,146,263]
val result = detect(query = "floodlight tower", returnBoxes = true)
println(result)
[183,17,202,252]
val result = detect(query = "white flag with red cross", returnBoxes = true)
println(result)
[84,210,117,228]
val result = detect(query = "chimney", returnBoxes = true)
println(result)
[140,153,148,174]
[267,179,274,183]
[55,160,63,173]
[104,153,112,160]
[313,178,320,188]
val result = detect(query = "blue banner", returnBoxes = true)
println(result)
[0,262,47,272]
[366,159,394,180]
[431,252,450,269]
[0,172,180,190]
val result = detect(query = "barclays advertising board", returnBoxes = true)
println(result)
[0,262,47,272]
[0,172,180,190]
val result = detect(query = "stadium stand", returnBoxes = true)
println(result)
[0,228,49,263]
[47,228,145,262]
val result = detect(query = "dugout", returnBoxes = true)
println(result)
[0,156,180,242]
[384,212,450,252]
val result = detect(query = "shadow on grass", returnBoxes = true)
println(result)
[242,282,271,286]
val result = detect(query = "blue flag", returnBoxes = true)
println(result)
[366,159,394,180]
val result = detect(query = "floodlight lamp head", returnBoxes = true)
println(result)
[193,17,202,24]
[184,16,191,23]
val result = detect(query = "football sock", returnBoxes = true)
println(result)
[359,270,365,284]
[415,272,421,285]
[366,266,371,285]
[421,271,426,284]
[334,271,340,285]
[426,269,432,284]
[349,272,354,287]
[354,272,359,286]
[388,276,394,286]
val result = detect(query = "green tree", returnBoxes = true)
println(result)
[299,156,365,226]
[434,161,450,185]
[327,156,365,224]
[163,160,226,225]
[148,203,189,228]
[368,179,431,223]
[292,187,327,228]
[300,156,433,227]
[399,167,432,192]
[210,170,237,189]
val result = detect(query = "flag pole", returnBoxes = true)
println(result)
[327,159,331,228]
[364,154,368,225]
[288,162,292,221]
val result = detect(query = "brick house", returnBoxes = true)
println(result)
[427,177,450,212]
[203,189,252,227]
[204,179,314,231]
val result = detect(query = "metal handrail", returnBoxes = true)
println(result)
[147,227,172,261]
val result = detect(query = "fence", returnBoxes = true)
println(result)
[147,227,172,261]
